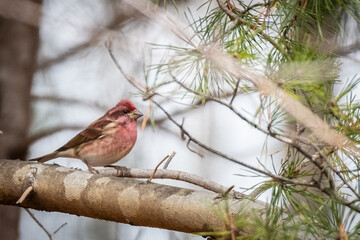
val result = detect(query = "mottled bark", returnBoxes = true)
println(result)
[0,0,42,239]
[0,159,264,235]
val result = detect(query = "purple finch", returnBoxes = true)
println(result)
[30,99,143,172]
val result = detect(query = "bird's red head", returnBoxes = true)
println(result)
[116,99,137,111]
[108,99,142,121]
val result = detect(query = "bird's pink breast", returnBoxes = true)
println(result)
[78,121,138,166]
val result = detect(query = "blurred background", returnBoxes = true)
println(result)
[0,0,359,239]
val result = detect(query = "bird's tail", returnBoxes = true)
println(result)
[29,152,59,163]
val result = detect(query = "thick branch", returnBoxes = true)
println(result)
[0,159,264,235]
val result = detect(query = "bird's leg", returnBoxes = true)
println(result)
[104,165,128,177]
[84,161,99,174]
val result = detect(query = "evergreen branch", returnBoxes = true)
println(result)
[216,0,290,60]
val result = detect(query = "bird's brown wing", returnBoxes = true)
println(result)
[56,118,114,152]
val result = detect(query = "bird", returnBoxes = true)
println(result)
[29,99,143,173]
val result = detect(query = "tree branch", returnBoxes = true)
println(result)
[97,167,243,198]
[0,159,264,235]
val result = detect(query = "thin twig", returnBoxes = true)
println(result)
[187,139,203,158]
[16,186,34,204]
[53,222,68,235]
[24,208,52,240]
[163,151,176,169]
[223,185,235,197]
[147,155,169,182]
[230,79,240,105]
[180,118,186,140]
[106,40,147,93]
[241,2,266,15]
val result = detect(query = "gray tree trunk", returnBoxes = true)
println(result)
[0,0,41,238]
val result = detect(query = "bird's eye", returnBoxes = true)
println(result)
[123,110,130,114]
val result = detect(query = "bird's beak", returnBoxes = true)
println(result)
[129,109,143,120]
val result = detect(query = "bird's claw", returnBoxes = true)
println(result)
[104,165,128,177]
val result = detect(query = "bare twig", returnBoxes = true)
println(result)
[223,185,235,197]
[106,40,147,93]
[180,118,186,140]
[53,222,67,235]
[16,186,34,205]
[230,79,240,105]
[147,155,169,182]
[24,208,53,240]
[163,151,176,169]
[186,138,204,158]
[16,167,37,204]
